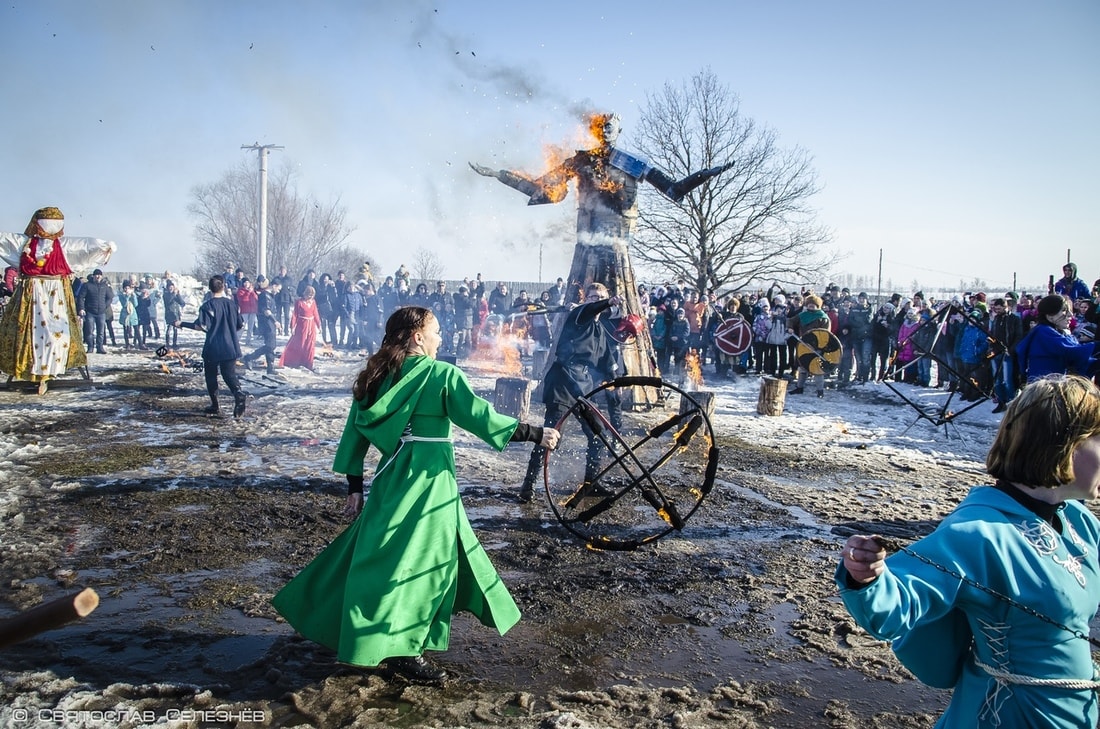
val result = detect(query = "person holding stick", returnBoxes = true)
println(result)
[838,374,1100,727]
[272,306,559,682]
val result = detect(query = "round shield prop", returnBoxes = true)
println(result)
[796,329,843,375]
[542,376,719,551]
[713,317,752,356]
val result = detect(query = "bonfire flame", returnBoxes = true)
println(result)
[469,316,527,377]
[685,351,704,390]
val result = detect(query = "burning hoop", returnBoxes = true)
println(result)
[542,376,720,550]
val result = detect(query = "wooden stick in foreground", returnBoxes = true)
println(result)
[0,588,100,650]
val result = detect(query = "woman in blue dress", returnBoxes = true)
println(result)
[839,374,1100,728]
[1016,294,1098,382]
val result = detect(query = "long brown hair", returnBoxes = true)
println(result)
[353,306,434,404]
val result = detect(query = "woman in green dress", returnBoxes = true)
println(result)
[272,306,559,682]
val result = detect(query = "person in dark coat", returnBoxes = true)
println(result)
[176,275,247,417]
[243,280,282,374]
[518,282,622,503]
[161,280,186,348]
[77,269,114,354]
[272,265,295,332]
[452,284,474,356]
[989,297,1024,412]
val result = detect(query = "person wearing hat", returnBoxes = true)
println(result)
[1054,262,1091,302]
[787,294,830,396]
[140,274,162,342]
[0,207,117,393]
[956,309,992,401]
[451,283,474,356]
[77,268,114,354]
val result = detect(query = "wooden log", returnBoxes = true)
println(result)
[757,376,788,416]
[530,349,549,381]
[0,587,99,650]
[494,377,533,420]
[679,390,715,419]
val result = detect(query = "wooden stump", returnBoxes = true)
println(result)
[494,377,534,420]
[530,350,549,380]
[679,390,715,419]
[757,376,788,416]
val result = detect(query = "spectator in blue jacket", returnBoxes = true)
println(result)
[1016,294,1098,383]
[1054,262,1092,302]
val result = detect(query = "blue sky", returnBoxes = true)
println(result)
[1,0,1096,294]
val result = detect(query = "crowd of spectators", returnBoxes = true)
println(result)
[54,262,575,367]
[638,261,1099,412]
[47,258,1100,413]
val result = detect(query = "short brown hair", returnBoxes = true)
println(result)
[986,375,1100,487]
[586,282,609,299]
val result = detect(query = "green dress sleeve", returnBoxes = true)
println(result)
[332,402,371,477]
[440,363,518,451]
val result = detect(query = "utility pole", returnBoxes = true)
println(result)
[241,143,284,280]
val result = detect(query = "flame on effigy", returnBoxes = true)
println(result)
[523,113,624,201]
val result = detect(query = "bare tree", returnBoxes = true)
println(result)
[632,68,837,294]
[411,246,446,283]
[188,160,372,279]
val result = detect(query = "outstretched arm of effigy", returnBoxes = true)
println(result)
[469,162,569,205]
[0,232,28,268]
[644,162,734,203]
[59,236,117,273]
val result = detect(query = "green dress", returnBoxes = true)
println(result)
[271,355,522,666]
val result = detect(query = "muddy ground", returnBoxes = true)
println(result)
[0,348,986,728]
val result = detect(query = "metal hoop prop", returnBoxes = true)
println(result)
[542,376,720,551]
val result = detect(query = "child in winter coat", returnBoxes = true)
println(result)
[118,282,140,350]
[896,308,923,383]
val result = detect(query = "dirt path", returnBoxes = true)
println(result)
[0,355,973,727]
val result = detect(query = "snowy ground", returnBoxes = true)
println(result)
[0,329,1064,729]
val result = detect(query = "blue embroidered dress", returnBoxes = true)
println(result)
[837,486,1100,728]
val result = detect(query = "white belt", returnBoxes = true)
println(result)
[374,435,452,479]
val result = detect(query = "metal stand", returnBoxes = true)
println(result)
[883,305,1003,437]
